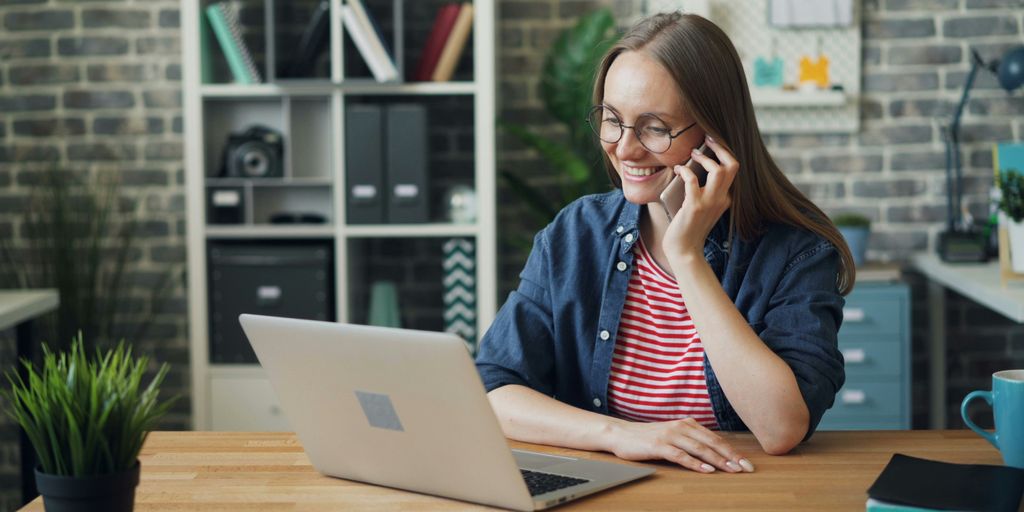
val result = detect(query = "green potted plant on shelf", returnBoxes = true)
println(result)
[2,333,175,512]
[997,169,1024,272]
[833,213,871,267]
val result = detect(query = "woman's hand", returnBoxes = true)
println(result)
[663,135,739,259]
[607,417,755,474]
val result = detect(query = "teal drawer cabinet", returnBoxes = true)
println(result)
[817,281,911,430]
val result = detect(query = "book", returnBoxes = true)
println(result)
[866,454,1024,512]
[412,3,461,81]
[205,2,262,84]
[343,0,399,82]
[431,3,474,82]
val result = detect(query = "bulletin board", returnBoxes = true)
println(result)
[641,0,862,134]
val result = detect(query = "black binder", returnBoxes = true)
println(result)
[345,104,385,224]
[385,104,429,223]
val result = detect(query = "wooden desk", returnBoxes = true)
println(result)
[19,430,1004,511]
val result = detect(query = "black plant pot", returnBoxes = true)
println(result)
[34,461,140,512]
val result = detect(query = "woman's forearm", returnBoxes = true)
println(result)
[487,384,622,452]
[668,252,810,455]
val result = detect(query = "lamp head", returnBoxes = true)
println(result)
[997,46,1024,92]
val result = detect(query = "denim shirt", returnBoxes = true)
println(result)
[475,190,846,437]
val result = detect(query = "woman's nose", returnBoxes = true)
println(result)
[615,127,647,160]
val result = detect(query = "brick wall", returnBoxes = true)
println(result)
[0,0,1022,508]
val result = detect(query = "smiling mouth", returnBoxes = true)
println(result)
[624,165,666,177]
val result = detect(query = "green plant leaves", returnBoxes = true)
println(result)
[999,169,1024,223]
[1,332,176,476]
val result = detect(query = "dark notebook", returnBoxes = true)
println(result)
[867,454,1024,512]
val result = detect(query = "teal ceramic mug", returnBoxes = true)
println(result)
[961,369,1024,468]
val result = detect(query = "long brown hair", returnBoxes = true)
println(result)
[592,12,855,295]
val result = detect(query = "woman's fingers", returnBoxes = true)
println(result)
[661,445,716,473]
[679,426,752,472]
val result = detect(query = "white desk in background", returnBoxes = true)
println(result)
[0,289,59,504]
[910,253,1024,428]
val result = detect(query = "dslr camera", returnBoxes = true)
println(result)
[221,125,284,178]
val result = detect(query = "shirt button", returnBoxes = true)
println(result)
[593,398,602,408]
[722,240,730,249]
[616,225,624,233]
[624,233,634,243]
[599,330,610,340]
[616,261,628,272]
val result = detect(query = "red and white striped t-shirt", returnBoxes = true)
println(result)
[607,237,718,428]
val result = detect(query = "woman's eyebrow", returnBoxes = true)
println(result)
[601,102,678,121]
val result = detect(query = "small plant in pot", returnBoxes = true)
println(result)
[998,169,1024,272]
[2,333,175,512]
[833,213,871,267]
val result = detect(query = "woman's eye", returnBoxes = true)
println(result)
[645,126,670,135]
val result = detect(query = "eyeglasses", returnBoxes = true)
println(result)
[585,105,698,154]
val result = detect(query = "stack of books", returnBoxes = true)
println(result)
[411,2,474,82]
[341,0,399,82]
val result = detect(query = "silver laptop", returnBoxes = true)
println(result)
[239,314,654,511]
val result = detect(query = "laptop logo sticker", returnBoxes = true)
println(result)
[355,390,404,431]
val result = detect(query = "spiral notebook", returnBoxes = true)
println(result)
[205,1,262,84]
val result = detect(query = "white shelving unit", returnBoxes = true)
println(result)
[181,0,496,430]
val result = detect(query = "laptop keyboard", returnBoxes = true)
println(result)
[520,469,590,496]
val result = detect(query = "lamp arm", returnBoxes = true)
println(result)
[945,50,984,230]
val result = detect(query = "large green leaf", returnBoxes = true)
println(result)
[541,9,617,133]
[500,121,591,185]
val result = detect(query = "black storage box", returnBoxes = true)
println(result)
[208,241,334,364]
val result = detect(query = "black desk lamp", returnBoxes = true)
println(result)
[939,46,1024,262]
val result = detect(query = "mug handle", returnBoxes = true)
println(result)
[961,390,997,449]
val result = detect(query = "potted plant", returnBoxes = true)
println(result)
[998,169,1024,272]
[833,213,871,267]
[2,333,175,511]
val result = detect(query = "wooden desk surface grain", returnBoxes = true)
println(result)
[20,430,1005,511]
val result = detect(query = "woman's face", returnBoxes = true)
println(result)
[600,50,705,205]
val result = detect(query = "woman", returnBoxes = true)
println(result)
[476,12,853,474]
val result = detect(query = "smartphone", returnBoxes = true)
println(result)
[659,143,716,221]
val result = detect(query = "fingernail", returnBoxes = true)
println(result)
[706,135,715,143]
[691,148,700,155]
[700,463,715,473]
[739,458,755,472]
[725,461,740,472]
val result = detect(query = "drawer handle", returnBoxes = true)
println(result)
[842,348,866,364]
[840,389,867,405]
[843,307,866,322]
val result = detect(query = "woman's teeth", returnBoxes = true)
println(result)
[625,166,665,177]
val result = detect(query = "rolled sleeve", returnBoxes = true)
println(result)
[758,242,846,438]
[475,230,557,396]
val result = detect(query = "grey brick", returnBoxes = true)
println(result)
[144,142,182,160]
[885,0,959,8]
[957,122,1014,143]
[892,150,946,171]
[869,230,929,251]
[151,245,185,263]
[767,133,852,148]
[887,204,948,223]
[825,206,880,222]
[0,38,49,59]
[862,98,884,120]
[773,156,803,174]
[890,99,954,118]
[968,97,1024,116]
[121,169,169,186]
[57,37,130,57]
[888,44,962,66]
[966,0,1024,7]
[0,122,5,139]
[853,179,927,197]
[165,64,181,80]
[970,148,994,169]
[67,143,137,161]
[93,116,163,135]
[83,9,150,28]
[809,154,884,173]
[136,220,170,237]
[143,90,181,108]
[87,63,148,82]
[4,10,72,31]
[136,36,179,56]
[0,94,54,111]
[0,171,9,187]
[865,18,935,39]
[158,9,180,28]
[12,118,86,137]
[860,124,935,145]
[8,64,79,86]
[0,196,28,213]
[0,144,59,163]
[792,181,846,200]
[64,90,135,109]
[946,69,1005,91]
[501,27,524,48]
[171,116,183,133]
[943,16,1019,38]
[501,1,552,19]
[863,45,881,67]
[864,71,939,92]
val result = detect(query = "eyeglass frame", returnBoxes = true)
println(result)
[585,105,699,154]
